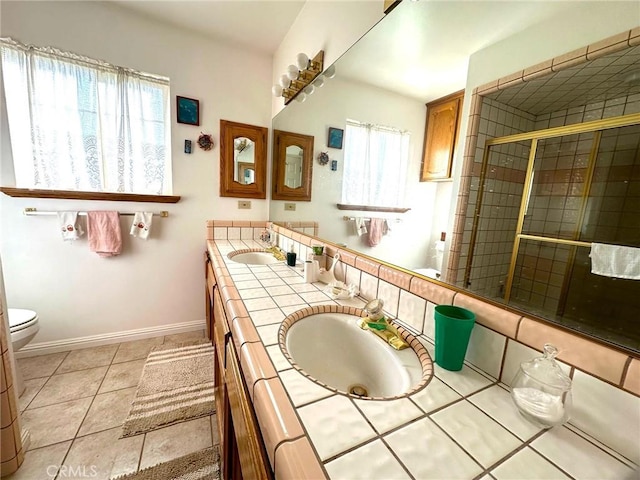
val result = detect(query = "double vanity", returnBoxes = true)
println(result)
[205,221,639,480]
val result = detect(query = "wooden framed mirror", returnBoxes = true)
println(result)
[220,119,268,198]
[272,130,313,201]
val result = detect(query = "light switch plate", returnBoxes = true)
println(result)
[238,200,251,209]
[284,203,296,211]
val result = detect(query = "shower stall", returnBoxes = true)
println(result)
[464,113,640,352]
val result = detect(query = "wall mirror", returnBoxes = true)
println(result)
[220,119,267,198]
[272,129,314,201]
[270,0,640,354]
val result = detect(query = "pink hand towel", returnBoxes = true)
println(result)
[87,211,122,257]
[367,218,388,247]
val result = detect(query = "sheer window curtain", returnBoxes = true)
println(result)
[341,120,410,207]
[0,39,171,194]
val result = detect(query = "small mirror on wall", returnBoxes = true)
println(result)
[220,120,267,198]
[272,130,314,201]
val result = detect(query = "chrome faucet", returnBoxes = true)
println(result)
[358,299,409,350]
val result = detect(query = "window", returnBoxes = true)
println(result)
[0,38,171,195]
[341,119,410,207]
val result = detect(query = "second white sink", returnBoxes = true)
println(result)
[228,251,281,265]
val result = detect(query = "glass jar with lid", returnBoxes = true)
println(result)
[511,343,572,428]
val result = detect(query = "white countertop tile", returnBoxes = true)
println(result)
[532,426,637,480]
[272,294,306,307]
[256,324,280,346]
[384,417,483,479]
[234,279,263,290]
[249,308,285,327]
[491,447,570,480]
[353,397,423,434]
[298,395,377,461]
[258,277,287,287]
[431,400,521,468]
[325,439,410,480]
[410,377,461,413]
[468,385,543,441]
[433,363,493,396]
[278,369,333,407]
[266,345,291,372]
[239,287,269,300]
[263,285,295,296]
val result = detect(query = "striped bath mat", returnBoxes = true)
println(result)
[121,342,216,437]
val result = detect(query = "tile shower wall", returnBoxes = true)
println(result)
[266,223,640,467]
[456,98,535,295]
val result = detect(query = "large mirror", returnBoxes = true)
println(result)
[270,1,640,354]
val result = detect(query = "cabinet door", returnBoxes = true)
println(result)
[213,287,231,480]
[205,254,217,341]
[225,341,272,480]
[420,91,463,181]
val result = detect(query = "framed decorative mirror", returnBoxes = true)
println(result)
[220,119,267,198]
[272,129,314,201]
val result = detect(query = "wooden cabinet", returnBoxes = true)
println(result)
[209,257,272,480]
[420,90,464,182]
[205,253,216,341]
[271,130,314,202]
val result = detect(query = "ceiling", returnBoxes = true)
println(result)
[111,0,305,55]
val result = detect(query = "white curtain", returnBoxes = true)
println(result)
[341,120,410,207]
[0,38,171,194]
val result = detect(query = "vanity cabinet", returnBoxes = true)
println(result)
[208,255,272,480]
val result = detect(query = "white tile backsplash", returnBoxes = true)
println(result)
[377,280,400,317]
[213,227,228,239]
[345,266,362,293]
[465,324,506,379]
[227,227,241,239]
[422,302,436,341]
[359,272,378,301]
[570,370,640,464]
[397,290,426,333]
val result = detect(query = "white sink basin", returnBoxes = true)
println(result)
[228,251,281,265]
[282,311,427,399]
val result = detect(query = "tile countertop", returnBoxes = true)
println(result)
[208,240,639,480]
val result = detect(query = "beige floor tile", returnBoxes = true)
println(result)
[139,416,212,469]
[20,397,93,450]
[56,345,118,374]
[112,337,164,364]
[210,414,220,446]
[78,387,136,437]
[17,352,68,380]
[5,441,71,479]
[63,427,144,480]
[29,367,108,409]
[98,360,145,394]
[163,330,206,345]
[18,377,48,412]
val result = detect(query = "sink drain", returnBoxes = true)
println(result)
[348,384,369,397]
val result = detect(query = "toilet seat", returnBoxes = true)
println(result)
[8,308,38,333]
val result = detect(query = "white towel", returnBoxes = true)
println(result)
[353,217,367,236]
[590,243,640,280]
[57,211,84,241]
[130,212,153,240]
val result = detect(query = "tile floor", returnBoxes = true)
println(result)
[8,330,218,480]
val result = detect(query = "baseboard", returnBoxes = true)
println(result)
[15,319,206,358]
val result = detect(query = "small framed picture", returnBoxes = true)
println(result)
[328,127,344,149]
[176,96,200,126]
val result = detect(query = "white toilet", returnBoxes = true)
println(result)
[8,308,40,396]
[9,308,40,350]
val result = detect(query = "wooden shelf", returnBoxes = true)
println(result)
[336,204,410,213]
[0,187,180,203]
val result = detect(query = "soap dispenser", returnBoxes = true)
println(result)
[510,343,572,428]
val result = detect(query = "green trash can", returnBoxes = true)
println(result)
[434,305,476,371]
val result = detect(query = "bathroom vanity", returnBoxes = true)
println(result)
[203,220,639,480]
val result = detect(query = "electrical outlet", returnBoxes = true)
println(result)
[284,203,296,211]
[238,200,251,209]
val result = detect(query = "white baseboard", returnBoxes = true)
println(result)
[15,319,206,358]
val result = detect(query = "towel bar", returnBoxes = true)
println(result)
[23,208,169,217]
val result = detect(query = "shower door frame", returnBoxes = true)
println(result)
[465,112,640,307]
